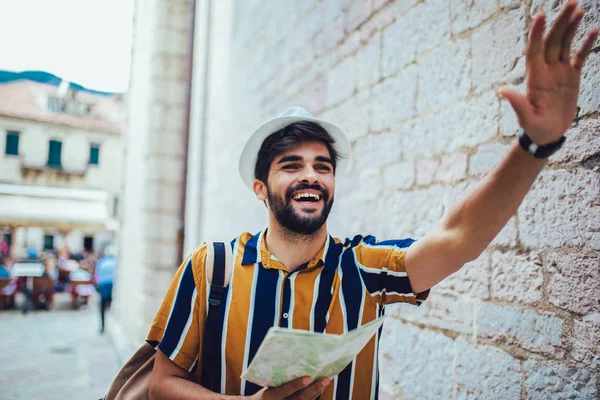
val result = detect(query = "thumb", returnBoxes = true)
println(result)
[498,87,531,127]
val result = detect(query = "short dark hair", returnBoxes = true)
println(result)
[254,121,341,184]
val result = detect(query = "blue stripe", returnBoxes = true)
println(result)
[241,231,261,265]
[336,363,353,400]
[314,240,343,333]
[323,235,342,273]
[159,259,195,357]
[355,236,417,296]
[334,247,365,400]
[385,274,414,295]
[357,266,379,294]
[210,285,229,392]
[362,236,415,248]
[280,272,292,329]
[341,250,363,331]
[245,263,280,396]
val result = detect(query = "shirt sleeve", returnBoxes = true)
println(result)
[146,245,208,372]
[353,236,430,306]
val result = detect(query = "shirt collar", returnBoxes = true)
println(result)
[241,228,337,272]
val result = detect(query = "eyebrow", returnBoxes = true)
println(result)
[277,155,334,165]
[277,155,302,164]
[315,156,334,165]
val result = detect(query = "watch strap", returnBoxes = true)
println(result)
[518,130,566,159]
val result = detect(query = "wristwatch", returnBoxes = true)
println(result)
[518,130,566,159]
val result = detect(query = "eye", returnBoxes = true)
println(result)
[282,164,300,170]
[316,164,332,172]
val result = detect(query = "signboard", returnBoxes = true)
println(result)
[11,262,45,277]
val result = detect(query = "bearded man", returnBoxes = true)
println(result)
[147,2,598,399]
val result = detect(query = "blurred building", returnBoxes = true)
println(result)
[0,77,123,257]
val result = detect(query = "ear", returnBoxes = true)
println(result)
[253,179,268,201]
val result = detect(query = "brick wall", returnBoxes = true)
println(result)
[195,0,599,398]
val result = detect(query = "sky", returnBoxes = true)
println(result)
[0,0,135,93]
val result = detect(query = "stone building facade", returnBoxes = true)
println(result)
[0,80,123,256]
[115,0,599,398]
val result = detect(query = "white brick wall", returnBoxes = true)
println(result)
[455,338,522,400]
[119,0,600,397]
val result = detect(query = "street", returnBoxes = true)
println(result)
[0,292,122,400]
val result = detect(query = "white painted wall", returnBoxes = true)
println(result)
[0,116,122,194]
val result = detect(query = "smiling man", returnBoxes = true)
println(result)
[147,2,598,399]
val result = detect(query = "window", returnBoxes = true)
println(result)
[113,196,119,218]
[2,232,12,247]
[43,235,55,250]
[5,131,19,155]
[47,140,62,168]
[89,144,100,165]
[48,97,63,113]
[83,236,94,252]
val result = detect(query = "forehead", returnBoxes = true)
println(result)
[273,141,331,161]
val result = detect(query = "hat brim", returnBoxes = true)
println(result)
[239,115,350,190]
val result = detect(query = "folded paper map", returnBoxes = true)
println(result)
[241,316,386,388]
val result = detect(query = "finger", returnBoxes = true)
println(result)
[560,8,585,62]
[286,377,330,400]
[267,376,311,398]
[544,0,578,64]
[572,29,599,70]
[527,12,547,70]
[498,87,533,127]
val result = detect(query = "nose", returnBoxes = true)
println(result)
[299,165,319,184]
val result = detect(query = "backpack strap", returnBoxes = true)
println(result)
[200,242,232,391]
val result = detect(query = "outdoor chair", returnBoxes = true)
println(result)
[0,277,16,310]
[69,278,94,309]
[31,276,56,310]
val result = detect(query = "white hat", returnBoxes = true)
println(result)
[238,106,350,190]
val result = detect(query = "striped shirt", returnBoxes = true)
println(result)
[147,230,429,399]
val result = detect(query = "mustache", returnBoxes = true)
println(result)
[285,183,326,199]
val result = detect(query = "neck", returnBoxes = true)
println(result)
[265,218,328,273]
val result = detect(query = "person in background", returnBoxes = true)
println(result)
[31,255,57,310]
[0,254,9,278]
[42,253,59,280]
[95,245,117,333]
[68,261,90,281]
[27,247,37,260]
[56,246,72,290]
[68,261,93,308]
[82,249,98,276]
[0,254,16,309]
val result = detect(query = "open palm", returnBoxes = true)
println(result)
[500,1,598,145]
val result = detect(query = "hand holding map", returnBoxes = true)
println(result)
[241,316,386,388]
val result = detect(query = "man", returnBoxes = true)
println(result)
[96,245,118,333]
[148,3,597,399]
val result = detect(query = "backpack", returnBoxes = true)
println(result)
[103,242,232,399]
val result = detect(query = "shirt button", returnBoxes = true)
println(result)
[282,313,289,319]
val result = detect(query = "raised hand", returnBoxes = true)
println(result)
[499,0,598,145]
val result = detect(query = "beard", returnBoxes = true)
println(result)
[267,183,334,235]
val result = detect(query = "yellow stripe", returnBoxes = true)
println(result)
[225,235,254,394]
[291,266,320,330]
[352,295,378,399]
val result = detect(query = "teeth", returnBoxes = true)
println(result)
[293,192,321,201]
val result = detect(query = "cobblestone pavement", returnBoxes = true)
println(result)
[0,292,122,400]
